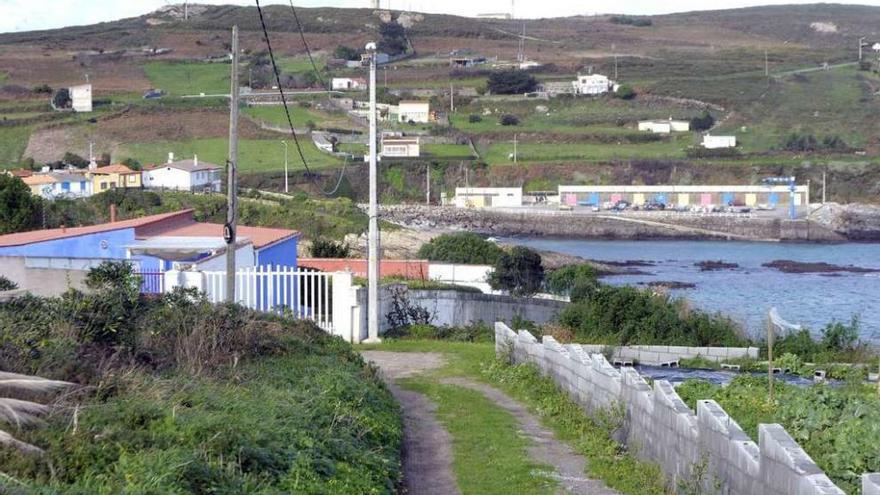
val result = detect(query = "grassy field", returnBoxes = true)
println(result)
[0,124,33,166]
[481,138,690,164]
[243,104,358,131]
[143,60,231,96]
[121,137,342,172]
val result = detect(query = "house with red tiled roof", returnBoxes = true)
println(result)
[87,164,142,192]
[0,210,300,294]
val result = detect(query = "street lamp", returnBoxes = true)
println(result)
[281,140,289,193]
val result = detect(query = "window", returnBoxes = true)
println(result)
[61,182,70,192]
[100,182,108,190]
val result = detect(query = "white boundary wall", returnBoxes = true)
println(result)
[577,344,759,365]
[494,322,880,495]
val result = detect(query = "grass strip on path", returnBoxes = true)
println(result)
[360,340,669,495]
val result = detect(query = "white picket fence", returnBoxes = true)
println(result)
[202,266,333,330]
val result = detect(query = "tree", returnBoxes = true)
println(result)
[489,246,544,296]
[52,88,71,109]
[0,175,42,235]
[0,275,18,291]
[690,110,715,131]
[486,70,537,94]
[378,21,408,56]
[62,152,89,168]
[310,239,351,258]
[121,157,142,171]
[468,114,482,123]
[614,84,636,100]
[333,45,360,61]
[417,232,504,264]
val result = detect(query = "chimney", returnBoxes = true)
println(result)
[88,159,97,170]
[167,152,174,164]
[110,204,117,223]
[193,154,198,166]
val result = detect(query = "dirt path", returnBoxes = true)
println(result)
[361,351,619,495]
[361,351,461,495]
[441,377,619,495]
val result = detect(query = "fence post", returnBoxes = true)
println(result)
[332,271,356,342]
[164,269,205,294]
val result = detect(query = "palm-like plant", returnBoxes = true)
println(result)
[0,371,73,455]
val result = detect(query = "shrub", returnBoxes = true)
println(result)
[468,114,482,123]
[0,276,17,291]
[0,174,42,235]
[385,286,434,330]
[310,238,351,258]
[609,15,652,26]
[417,232,504,264]
[489,246,544,296]
[52,88,71,109]
[499,114,520,126]
[615,84,636,100]
[544,264,598,297]
[486,70,537,94]
[690,110,715,131]
[333,45,360,61]
[61,261,142,346]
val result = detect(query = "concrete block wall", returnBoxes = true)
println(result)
[494,322,878,495]
[577,343,759,365]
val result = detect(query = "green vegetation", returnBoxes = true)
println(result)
[0,275,17,291]
[403,380,557,494]
[122,137,342,172]
[608,15,653,26]
[676,375,879,494]
[0,175,41,234]
[487,70,538,95]
[360,340,668,495]
[0,125,34,166]
[690,110,715,131]
[143,60,231,95]
[481,139,687,164]
[384,322,494,342]
[309,238,352,258]
[417,232,504,264]
[488,246,545,296]
[333,45,360,61]
[0,262,402,493]
[543,264,599,296]
[614,84,636,100]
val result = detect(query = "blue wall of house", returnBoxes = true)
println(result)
[255,236,299,269]
[0,228,135,259]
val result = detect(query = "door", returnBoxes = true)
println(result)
[611,193,622,203]
[678,193,690,206]
[589,193,600,205]
[722,193,735,205]
[700,194,712,206]
[633,193,645,205]
[769,193,779,206]
[745,194,757,206]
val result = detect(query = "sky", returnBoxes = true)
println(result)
[2,0,880,33]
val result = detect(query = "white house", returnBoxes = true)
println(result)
[312,132,335,153]
[143,154,222,192]
[381,137,420,158]
[22,172,92,199]
[702,134,737,149]
[573,74,611,96]
[70,84,92,112]
[872,42,880,52]
[397,101,431,123]
[331,77,366,91]
[453,187,523,208]
[638,119,690,134]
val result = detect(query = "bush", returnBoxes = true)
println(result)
[690,110,715,131]
[544,264,598,296]
[52,88,71,109]
[61,261,142,346]
[781,132,848,152]
[0,174,42,235]
[468,114,482,123]
[417,232,504,264]
[0,276,17,291]
[615,84,636,100]
[309,238,351,258]
[486,70,537,94]
[488,246,544,296]
[499,114,520,126]
[333,45,360,61]
[385,286,434,330]
[384,322,493,342]
[609,15,652,26]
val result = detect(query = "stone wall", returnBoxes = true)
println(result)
[495,322,880,495]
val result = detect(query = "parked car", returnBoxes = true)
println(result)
[612,200,630,211]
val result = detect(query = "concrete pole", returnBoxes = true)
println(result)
[426,164,430,205]
[450,83,454,113]
[225,25,240,303]
[822,171,826,204]
[767,314,775,404]
[365,41,381,343]
[282,140,289,193]
[513,133,517,164]
[859,37,865,61]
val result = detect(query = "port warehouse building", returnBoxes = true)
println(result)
[558,184,810,207]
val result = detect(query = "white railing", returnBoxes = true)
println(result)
[200,266,333,330]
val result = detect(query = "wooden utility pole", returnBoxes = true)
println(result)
[225,25,240,303]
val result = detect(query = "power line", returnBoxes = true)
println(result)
[287,0,325,88]
[254,0,348,197]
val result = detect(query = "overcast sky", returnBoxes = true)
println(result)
[2,0,880,33]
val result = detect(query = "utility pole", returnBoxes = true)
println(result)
[426,164,431,205]
[225,25,240,303]
[450,83,454,113]
[764,49,769,77]
[365,41,381,343]
[767,317,775,404]
[513,133,517,164]
[859,37,866,61]
[614,54,618,80]
[281,140,289,193]
[822,171,827,204]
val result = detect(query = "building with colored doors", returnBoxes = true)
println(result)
[557,184,809,208]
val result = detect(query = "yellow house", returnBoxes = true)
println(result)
[88,164,142,192]
[21,175,58,196]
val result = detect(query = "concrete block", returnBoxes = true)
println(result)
[638,351,661,364]
[707,346,729,357]
[863,473,880,495]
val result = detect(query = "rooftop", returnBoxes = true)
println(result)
[147,159,221,173]
[0,210,192,247]
[91,164,138,175]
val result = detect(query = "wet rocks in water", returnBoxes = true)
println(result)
[695,260,739,271]
[762,260,879,274]
[598,259,656,267]
[644,281,697,290]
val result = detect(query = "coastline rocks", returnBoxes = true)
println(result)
[644,281,697,290]
[695,260,740,271]
[762,260,879,274]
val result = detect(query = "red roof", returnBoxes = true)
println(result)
[91,164,139,175]
[0,210,193,247]
[0,210,299,249]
